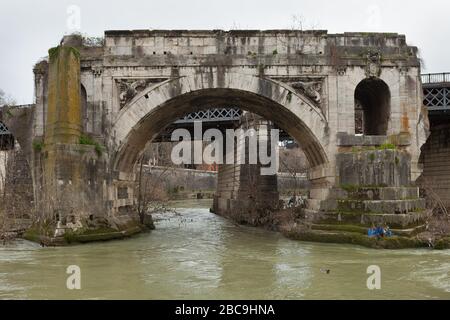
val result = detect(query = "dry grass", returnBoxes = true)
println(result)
[419,177,449,217]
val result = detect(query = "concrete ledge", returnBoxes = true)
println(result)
[336,133,412,147]
[337,133,388,147]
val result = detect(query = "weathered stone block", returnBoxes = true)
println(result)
[337,149,411,187]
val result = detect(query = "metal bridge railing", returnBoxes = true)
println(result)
[421,73,450,84]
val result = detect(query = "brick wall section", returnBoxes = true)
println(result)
[3,147,34,221]
[420,124,450,208]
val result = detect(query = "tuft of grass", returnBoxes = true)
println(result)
[32,140,44,152]
[379,142,396,150]
[79,135,104,156]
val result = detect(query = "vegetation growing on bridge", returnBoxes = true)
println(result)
[48,46,80,62]
[351,143,397,153]
[79,134,104,156]
[32,140,44,152]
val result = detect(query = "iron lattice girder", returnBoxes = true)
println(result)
[423,87,450,111]
[422,73,450,111]
[0,121,10,135]
[175,108,242,124]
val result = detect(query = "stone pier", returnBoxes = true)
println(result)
[213,114,279,222]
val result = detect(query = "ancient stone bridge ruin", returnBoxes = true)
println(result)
[0,30,432,245]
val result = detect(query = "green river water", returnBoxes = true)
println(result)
[0,199,449,299]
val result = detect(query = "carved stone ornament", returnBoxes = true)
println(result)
[116,78,167,108]
[336,66,347,76]
[92,67,103,77]
[289,80,323,104]
[365,51,382,78]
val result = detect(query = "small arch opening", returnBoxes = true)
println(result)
[80,84,89,132]
[354,77,391,135]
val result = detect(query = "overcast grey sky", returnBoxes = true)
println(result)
[1,0,449,104]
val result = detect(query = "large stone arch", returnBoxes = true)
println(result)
[111,72,330,174]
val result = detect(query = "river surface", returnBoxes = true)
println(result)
[0,199,449,299]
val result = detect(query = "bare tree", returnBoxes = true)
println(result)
[0,88,16,227]
[420,177,449,217]
[135,150,175,225]
[0,145,34,243]
[0,88,15,107]
[0,152,6,236]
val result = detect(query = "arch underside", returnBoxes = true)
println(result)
[112,75,329,174]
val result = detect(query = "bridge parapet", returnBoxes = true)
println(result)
[100,30,419,68]
[421,72,450,85]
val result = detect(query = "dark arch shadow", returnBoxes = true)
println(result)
[354,77,391,135]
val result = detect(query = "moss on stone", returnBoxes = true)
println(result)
[350,144,397,153]
[63,226,141,244]
[311,224,368,234]
[46,44,82,145]
[22,221,144,246]
[48,46,80,62]
[22,228,42,243]
[22,223,55,243]
[48,46,60,61]
[379,142,396,150]
[283,229,377,247]
[283,228,427,249]
[66,231,123,243]
[340,184,359,192]
[32,140,44,152]
[434,237,450,250]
